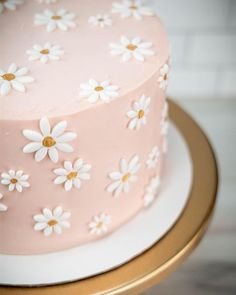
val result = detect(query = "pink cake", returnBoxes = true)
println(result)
[0,0,170,254]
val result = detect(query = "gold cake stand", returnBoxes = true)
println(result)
[0,100,218,295]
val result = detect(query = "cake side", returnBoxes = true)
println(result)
[0,0,170,254]
[0,68,168,254]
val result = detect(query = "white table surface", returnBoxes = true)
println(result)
[144,99,236,295]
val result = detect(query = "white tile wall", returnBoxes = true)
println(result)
[168,34,187,64]
[219,70,236,98]
[168,67,218,98]
[228,0,236,27]
[148,0,236,99]
[189,34,236,65]
[150,0,231,29]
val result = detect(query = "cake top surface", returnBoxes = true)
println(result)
[0,0,169,120]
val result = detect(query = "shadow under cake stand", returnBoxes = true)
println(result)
[0,100,218,295]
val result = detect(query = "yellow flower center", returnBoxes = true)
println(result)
[164,74,168,81]
[130,5,138,10]
[96,221,104,228]
[48,219,58,227]
[138,109,145,119]
[122,173,131,183]
[42,136,56,148]
[67,171,78,180]
[40,49,50,55]
[95,86,104,92]
[52,15,62,20]
[127,44,137,51]
[2,73,15,81]
[10,178,18,184]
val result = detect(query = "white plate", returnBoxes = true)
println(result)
[0,123,192,286]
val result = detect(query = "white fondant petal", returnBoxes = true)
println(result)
[53,206,62,217]
[133,51,145,62]
[56,132,77,143]
[33,214,47,222]
[79,164,91,173]
[65,180,73,191]
[1,173,11,179]
[13,182,21,193]
[129,155,139,170]
[43,208,53,219]
[120,158,128,173]
[79,173,90,180]
[8,184,15,192]
[20,181,30,188]
[56,143,74,153]
[61,211,71,220]
[54,168,68,176]
[23,130,43,141]
[107,180,121,193]
[34,222,47,231]
[40,117,51,136]
[0,81,11,96]
[16,76,34,83]
[54,176,67,184]
[23,142,42,153]
[60,221,70,229]
[48,147,59,163]
[74,159,83,170]
[114,183,123,197]
[8,63,17,73]
[47,22,57,32]
[11,80,25,92]
[35,147,48,162]
[15,67,28,76]
[0,203,8,212]
[44,226,53,237]
[73,178,81,189]
[51,120,67,138]
[109,172,122,180]
[1,179,11,185]
[64,161,73,171]
[122,51,132,62]
[123,182,130,193]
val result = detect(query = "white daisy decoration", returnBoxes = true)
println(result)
[54,159,92,191]
[161,102,169,136]
[37,0,58,4]
[112,0,154,20]
[89,213,111,235]
[158,63,170,91]
[26,43,64,64]
[0,63,34,96]
[110,36,154,62]
[33,206,71,237]
[0,0,24,14]
[88,14,112,28]
[34,9,76,32]
[160,102,169,153]
[22,117,77,163]
[143,176,161,207]
[0,193,8,212]
[1,170,30,193]
[107,155,140,198]
[127,94,151,130]
[146,146,160,169]
[80,79,119,104]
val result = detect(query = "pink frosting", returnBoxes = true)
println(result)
[0,0,169,254]
[0,0,169,120]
